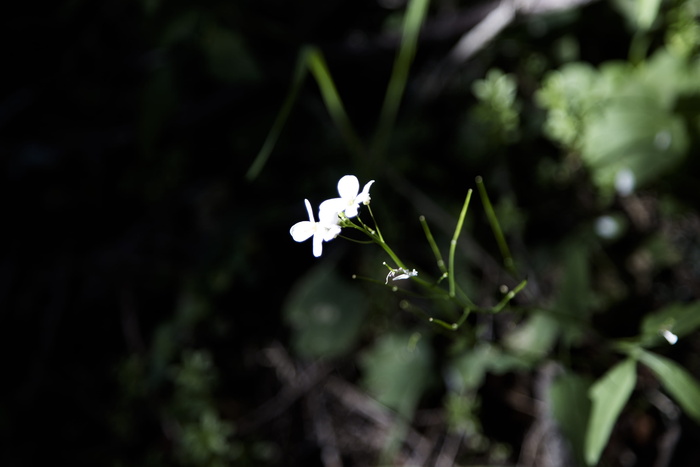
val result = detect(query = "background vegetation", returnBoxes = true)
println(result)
[3,0,700,466]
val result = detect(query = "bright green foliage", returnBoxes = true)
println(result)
[471,69,521,144]
[536,62,601,149]
[284,264,367,359]
[666,0,700,57]
[612,0,663,31]
[585,358,637,466]
[538,49,700,200]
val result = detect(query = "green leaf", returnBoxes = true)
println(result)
[283,264,367,359]
[585,358,637,466]
[638,349,700,424]
[360,332,432,417]
[371,0,430,161]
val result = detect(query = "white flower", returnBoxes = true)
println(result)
[319,175,375,219]
[290,199,342,257]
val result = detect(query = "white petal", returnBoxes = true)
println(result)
[303,199,315,222]
[312,231,324,257]
[290,221,315,242]
[344,204,359,218]
[319,211,340,228]
[319,198,346,218]
[337,175,359,200]
[356,180,375,204]
[322,224,341,241]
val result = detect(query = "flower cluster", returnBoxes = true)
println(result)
[290,175,374,257]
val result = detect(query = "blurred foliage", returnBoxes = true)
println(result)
[284,262,367,358]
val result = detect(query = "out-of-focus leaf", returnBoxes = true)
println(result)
[536,62,601,148]
[551,371,592,467]
[360,332,432,417]
[613,0,663,31]
[284,264,367,359]
[372,0,430,161]
[638,349,700,423]
[503,311,559,362]
[447,343,529,394]
[581,95,688,197]
[555,242,594,346]
[640,300,700,347]
[585,358,637,466]
[538,50,699,201]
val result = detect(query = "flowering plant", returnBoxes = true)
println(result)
[290,174,528,328]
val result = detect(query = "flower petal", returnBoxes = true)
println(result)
[303,199,315,222]
[319,198,346,217]
[322,223,341,241]
[290,221,315,242]
[356,180,375,205]
[344,204,359,218]
[312,231,324,257]
[337,175,359,200]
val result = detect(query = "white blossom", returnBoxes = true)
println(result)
[320,175,375,219]
[290,199,341,257]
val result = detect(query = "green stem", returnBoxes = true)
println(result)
[419,215,447,274]
[449,190,473,298]
[476,176,517,276]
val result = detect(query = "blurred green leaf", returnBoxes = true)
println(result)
[551,371,592,467]
[581,95,688,197]
[360,332,432,417]
[503,311,559,362]
[448,343,529,394]
[554,241,594,346]
[637,349,700,423]
[585,358,637,466]
[284,264,367,359]
[613,0,663,31]
[372,0,430,162]
[471,69,521,144]
[538,49,700,199]
[536,62,600,148]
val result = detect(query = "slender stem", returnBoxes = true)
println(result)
[419,215,447,274]
[449,190,473,298]
[490,279,528,313]
[475,176,517,276]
